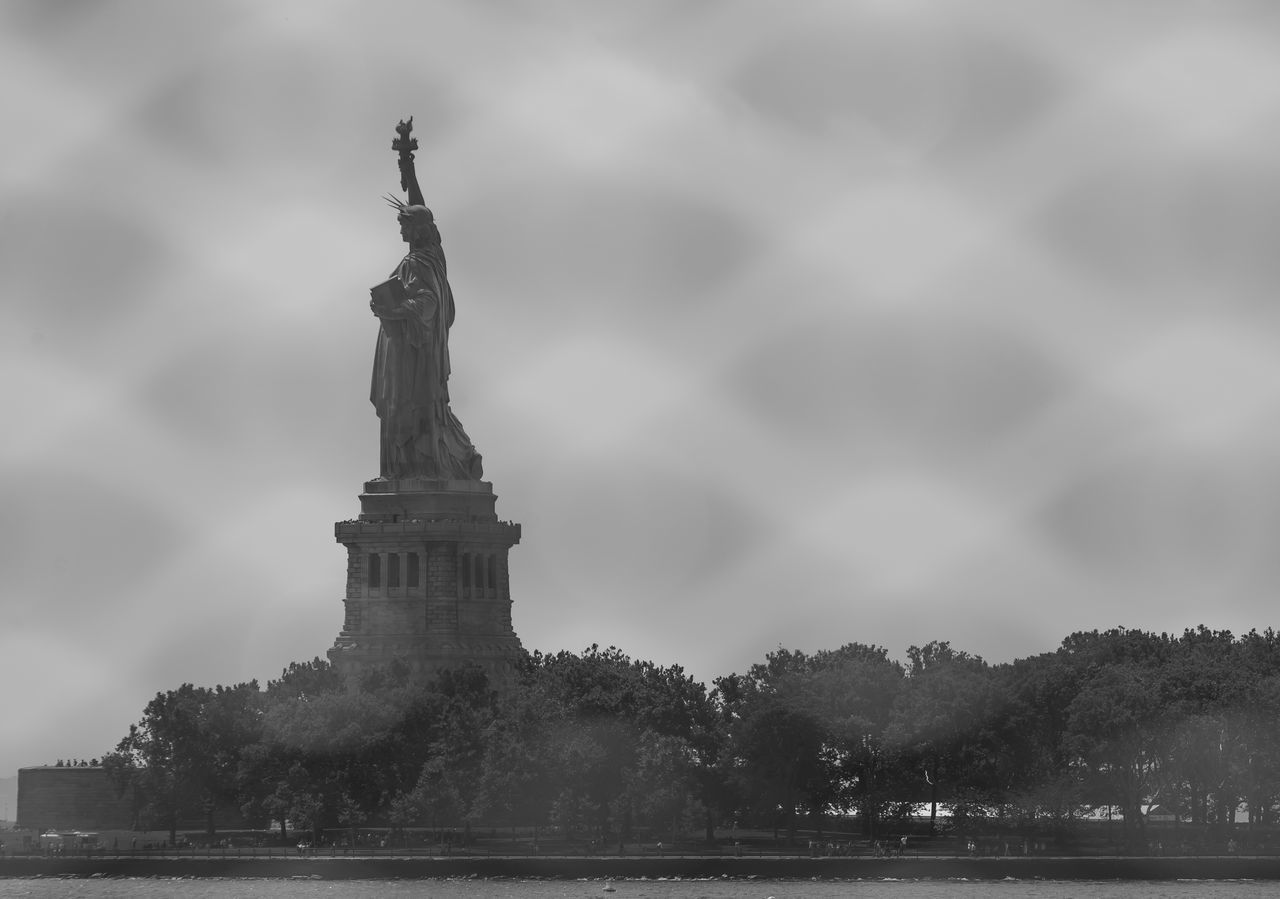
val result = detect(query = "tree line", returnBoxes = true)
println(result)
[103,627,1280,852]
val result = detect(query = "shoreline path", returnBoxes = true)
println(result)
[3,853,1280,880]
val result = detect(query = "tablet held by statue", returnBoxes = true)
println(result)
[370,276,408,316]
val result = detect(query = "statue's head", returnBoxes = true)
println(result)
[385,194,440,248]
[397,204,435,245]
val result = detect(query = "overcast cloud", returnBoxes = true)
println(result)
[4,0,1280,778]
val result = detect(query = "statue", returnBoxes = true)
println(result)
[369,118,484,481]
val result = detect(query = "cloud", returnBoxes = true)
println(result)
[6,0,1280,779]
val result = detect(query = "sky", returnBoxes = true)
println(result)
[4,0,1280,779]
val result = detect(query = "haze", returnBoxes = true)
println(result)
[4,0,1280,779]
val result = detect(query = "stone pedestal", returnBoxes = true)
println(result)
[327,478,523,686]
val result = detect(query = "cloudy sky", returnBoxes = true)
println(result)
[5,0,1280,777]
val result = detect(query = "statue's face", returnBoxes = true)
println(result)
[399,219,414,243]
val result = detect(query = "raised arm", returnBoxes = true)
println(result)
[393,117,425,207]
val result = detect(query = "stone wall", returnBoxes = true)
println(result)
[17,766,249,833]
[17,767,136,832]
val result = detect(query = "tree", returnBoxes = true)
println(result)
[105,681,261,844]
[623,730,705,840]
[239,658,439,842]
[1234,630,1280,833]
[716,644,904,842]
[734,703,830,842]
[491,645,721,844]
[392,667,497,842]
[476,676,569,838]
[992,650,1088,837]
[887,642,997,834]
[1065,661,1167,851]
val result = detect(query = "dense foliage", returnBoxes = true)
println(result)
[102,628,1280,851]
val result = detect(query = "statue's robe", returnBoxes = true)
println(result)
[370,246,483,480]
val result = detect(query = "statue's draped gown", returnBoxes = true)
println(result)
[370,245,483,480]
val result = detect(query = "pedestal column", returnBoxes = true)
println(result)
[327,478,523,686]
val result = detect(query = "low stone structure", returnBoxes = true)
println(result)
[16,767,135,832]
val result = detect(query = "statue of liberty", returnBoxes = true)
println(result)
[369,118,484,481]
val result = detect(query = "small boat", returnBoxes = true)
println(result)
[603,881,616,892]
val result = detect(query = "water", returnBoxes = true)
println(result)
[0,880,1276,899]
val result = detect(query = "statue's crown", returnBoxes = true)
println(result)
[384,194,433,224]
